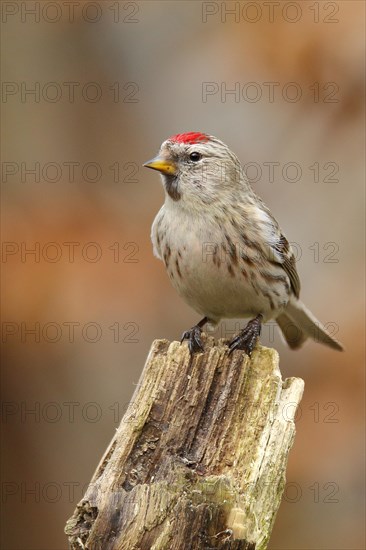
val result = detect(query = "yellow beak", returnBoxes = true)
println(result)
[143,156,177,176]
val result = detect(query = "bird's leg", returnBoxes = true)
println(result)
[228,314,263,356]
[181,317,208,354]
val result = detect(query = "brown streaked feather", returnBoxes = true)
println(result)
[274,234,301,298]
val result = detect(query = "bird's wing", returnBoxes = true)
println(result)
[151,206,165,260]
[270,233,301,298]
[239,199,301,298]
[253,200,301,298]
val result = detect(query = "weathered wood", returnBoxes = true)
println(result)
[65,337,304,550]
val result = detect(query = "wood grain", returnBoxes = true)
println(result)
[65,337,304,550]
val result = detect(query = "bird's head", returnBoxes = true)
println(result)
[143,132,247,210]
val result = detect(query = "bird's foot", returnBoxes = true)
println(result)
[228,314,263,356]
[181,325,204,354]
[181,317,207,354]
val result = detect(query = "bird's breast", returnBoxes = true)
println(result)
[152,208,290,321]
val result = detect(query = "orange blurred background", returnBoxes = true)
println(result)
[1,1,365,548]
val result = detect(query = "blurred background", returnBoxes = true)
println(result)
[1,1,365,548]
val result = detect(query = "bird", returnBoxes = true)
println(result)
[143,132,344,355]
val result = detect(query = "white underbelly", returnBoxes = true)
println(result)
[158,220,288,322]
[170,255,274,321]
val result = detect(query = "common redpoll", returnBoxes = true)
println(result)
[144,132,343,355]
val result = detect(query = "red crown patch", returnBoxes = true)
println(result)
[169,132,209,145]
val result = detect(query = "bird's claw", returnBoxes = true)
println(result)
[181,325,204,354]
[228,315,262,356]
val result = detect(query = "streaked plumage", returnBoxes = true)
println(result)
[144,132,343,354]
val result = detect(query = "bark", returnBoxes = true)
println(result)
[65,337,304,550]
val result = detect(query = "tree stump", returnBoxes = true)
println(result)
[65,337,304,550]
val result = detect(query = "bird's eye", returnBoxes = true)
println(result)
[189,152,202,162]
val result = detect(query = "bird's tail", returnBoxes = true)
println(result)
[276,299,344,351]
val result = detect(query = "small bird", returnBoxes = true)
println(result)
[144,132,343,355]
